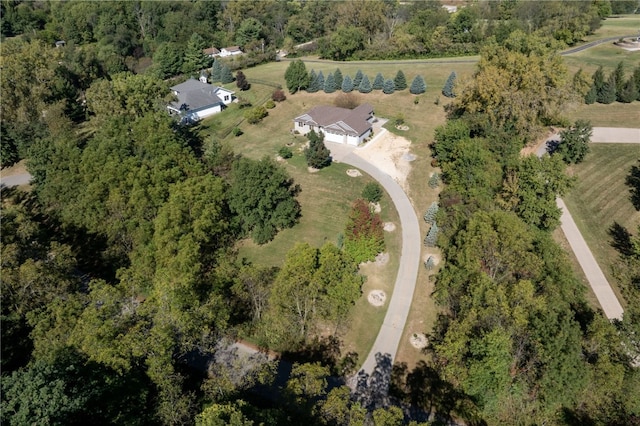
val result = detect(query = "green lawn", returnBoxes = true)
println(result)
[563,144,640,307]
[582,14,640,41]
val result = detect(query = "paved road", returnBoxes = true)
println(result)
[539,127,639,320]
[0,173,31,188]
[327,140,421,375]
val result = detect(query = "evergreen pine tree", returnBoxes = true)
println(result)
[423,201,439,224]
[334,68,343,89]
[305,130,332,169]
[424,256,436,270]
[619,76,639,103]
[353,70,364,87]
[342,75,354,92]
[316,71,325,90]
[410,75,426,95]
[601,74,617,104]
[307,70,319,93]
[372,73,384,90]
[182,32,208,75]
[324,74,336,93]
[593,66,606,103]
[221,65,234,84]
[442,71,457,97]
[383,78,395,94]
[614,61,625,101]
[358,75,372,93]
[210,59,222,83]
[394,70,407,90]
[584,85,597,104]
[428,172,440,188]
[424,222,439,247]
[235,70,249,90]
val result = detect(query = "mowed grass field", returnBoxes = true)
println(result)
[563,144,640,306]
[563,14,640,127]
[196,57,476,365]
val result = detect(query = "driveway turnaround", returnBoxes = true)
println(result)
[328,142,422,375]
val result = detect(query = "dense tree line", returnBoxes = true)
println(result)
[420,32,640,424]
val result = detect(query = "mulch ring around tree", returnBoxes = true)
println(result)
[368,289,387,307]
[346,169,362,177]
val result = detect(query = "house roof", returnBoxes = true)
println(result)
[294,104,373,136]
[203,47,220,56]
[169,79,233,111]
[222,46,241,52]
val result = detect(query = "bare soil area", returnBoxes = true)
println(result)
[355,131,413,191]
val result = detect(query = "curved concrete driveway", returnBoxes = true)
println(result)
[328,141,421,375]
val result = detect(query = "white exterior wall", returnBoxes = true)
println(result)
[190,105,222,121]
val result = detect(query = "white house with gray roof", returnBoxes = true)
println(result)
[293,104,374,146]
[167,79,235,123]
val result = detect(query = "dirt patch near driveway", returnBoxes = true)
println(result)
[355,132,413,191]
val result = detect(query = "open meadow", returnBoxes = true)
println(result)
[563,144,640,306]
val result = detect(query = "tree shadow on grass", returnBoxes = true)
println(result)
[627,161,640,211]
[609,222,634,257]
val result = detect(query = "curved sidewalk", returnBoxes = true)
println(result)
[328,141,421,375]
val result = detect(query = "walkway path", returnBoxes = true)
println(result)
[540,127,639,320]
[0,173,31,188]
[328,140,421,375]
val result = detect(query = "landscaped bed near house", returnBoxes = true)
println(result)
[563,144,640,307]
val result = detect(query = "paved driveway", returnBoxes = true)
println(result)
[327,141,422,375]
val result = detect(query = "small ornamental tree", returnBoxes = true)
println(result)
[601,74,617,104]
[383,79,395,94]
[410,75,426,95]
[358,75,372,93]
[423,201,438,224]
[353,70,364,87]
[584,85,597,104]
[619,76,639,103]
[372,73,384,90]
[343,198,385,263]
[424,222,438,247]
[428,172,440,188]
[593,66,606,103]
[221,65,235,84]
[442,71,456,97]
[424,256,435,270]
[334,92,359,109]
[556,119,592,164]
[334,68,343,90]
[210,59,222,82]
[305,130,332,169]
[236,70,250,90]
[614,61,625,101]
[272,89,286,102]
[324,73,336,93]
[394,70,407,90]
[307,70,319,93]
[244,105,268,124]
[315,71,325,91]
[362,182,383,203]
[284,59,309,94]
[342,75,354,93]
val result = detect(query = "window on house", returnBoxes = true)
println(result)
[224,95,229,101]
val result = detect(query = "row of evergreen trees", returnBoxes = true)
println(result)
[583,62,640,104]
[305,68,427,95]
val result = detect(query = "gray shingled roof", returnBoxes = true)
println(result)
[294,103,373,136]
[170,79,223,111]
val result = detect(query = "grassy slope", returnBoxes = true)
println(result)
[563,144,640,306]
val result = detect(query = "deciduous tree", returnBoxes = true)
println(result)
[556,119,592,164]
[284,59,309,94]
